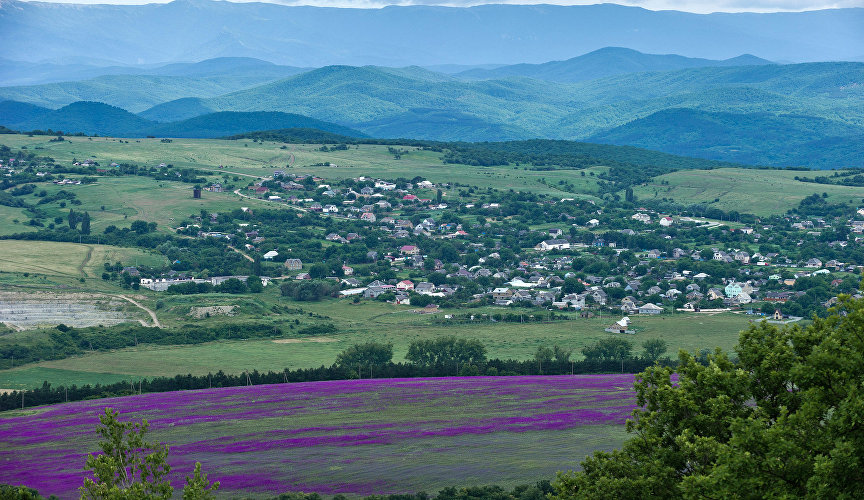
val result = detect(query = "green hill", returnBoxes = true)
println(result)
[588,108,864,168]
[0,74,302,113]
[147,111,365,138]
[456,47,774,82]
[1,101,364,138]
[138,97,217,122]
[15,101,153,136]
[0,100,51,125]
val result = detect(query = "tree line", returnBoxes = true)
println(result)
[0,335,670,412]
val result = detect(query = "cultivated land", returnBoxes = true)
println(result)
[631,168,864,216]
[0,375,635,498]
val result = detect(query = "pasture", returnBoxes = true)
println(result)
[631,168,864,216]
[0,375,635,498]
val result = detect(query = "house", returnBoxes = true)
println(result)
[396,280,415,292]
[659,217,674,227]
[590,289,608,305]
[284,258,303,271]
[707,288,725,301]
[535,239,570,251]
[638,303,663,315]
[605,317,635,334]
[342,265,354,276]
[399,245,420,256]
[805,258,823,268]
[724,282,744,298]
[646,249,662,259]
[360,212,377,222]
[492,288,513,301]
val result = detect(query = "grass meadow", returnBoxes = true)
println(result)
[0,286,755,389]
[631,168,864,216]
[0,375,635,498]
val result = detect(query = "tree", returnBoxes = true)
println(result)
[562,277,585,295]
[80,211,91,235]
[581,337,633,362]
[335,342,393,370]
[405,336,487,366]
[80,408,173,499]
[80,408,219,500]
[181,463,219,500]
[246,275,263,293]
[552,345,573,363]
[553,294,864,499]
[308,263,329,280]
[641,339,668,362]
[68,209,79,230]
[130,220,149,234]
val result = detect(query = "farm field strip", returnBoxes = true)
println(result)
[0,375,636,498]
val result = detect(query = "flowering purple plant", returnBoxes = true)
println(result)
[0,375,638,499]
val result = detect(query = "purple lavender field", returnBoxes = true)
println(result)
[0,375,637,498]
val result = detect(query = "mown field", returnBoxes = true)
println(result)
[631,168,864,216]
[0,240,166,280]
[0,375,635,499]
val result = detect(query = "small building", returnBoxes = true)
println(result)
[638,303,663,315]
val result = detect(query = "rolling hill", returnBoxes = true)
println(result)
[456,47,774,83]
[0,73,305,113]
[588,108,864,168]
[0,101,365,138]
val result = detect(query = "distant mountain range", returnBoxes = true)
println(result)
[1,49,862,169]
[456,47,774,83]
[0,57,307,87]
[588,108,864,169]
[1,1,862,66]
[0,101,365,138]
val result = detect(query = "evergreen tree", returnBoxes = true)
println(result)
[80,212,91,235]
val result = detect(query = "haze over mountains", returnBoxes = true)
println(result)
[0,1,861,169]
[1,1,862,67]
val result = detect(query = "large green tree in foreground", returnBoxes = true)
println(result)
[553,294,864,499]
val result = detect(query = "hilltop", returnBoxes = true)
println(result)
[456,47,774,83]
[1,101,365,138]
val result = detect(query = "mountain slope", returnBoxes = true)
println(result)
[14,101,153,136]
[0,74,304,112]
[0,100,51,125]
[146,111,366,138]
[0,101,364,138]
[1,1,862,66]
[588,108,864,168]
[456,47,774,83]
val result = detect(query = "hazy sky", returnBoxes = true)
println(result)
[18,0,864,13]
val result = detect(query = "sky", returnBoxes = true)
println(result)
[16,0,864,13]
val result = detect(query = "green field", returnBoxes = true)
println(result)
[3,135,606,204]
[0,290,754,389]
[631,168,864,216]
[0,240,166,280]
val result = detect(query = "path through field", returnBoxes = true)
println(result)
[115,295,161,328]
